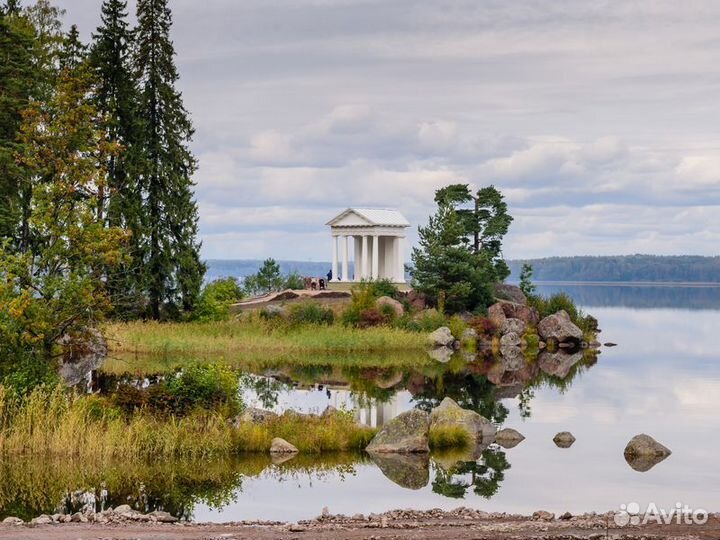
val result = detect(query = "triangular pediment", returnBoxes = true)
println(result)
[326,209,374,227]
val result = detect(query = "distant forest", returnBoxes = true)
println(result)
[508,255,720,283]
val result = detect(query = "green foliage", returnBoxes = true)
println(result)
[519,263,536,296]
[528,291,594,332]
[243,258,285,296]
[284,271,305,290]
[287,302,335,326]
[428,426,471,450]
[340,280,399,327]
[370,279,400,299]
[447,315,468,340]
[114,364,242,418]
[193,278,243,322]
[410,203,495,314]
[135,0,205,318]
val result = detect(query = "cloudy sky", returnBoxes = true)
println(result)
[58,0,720,261]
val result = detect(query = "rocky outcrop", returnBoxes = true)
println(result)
[553,431,576,448]
[623,434,671,472]
[493,284,528,305]
[366,409,430,454]
[368,452,430,490]
[428,326,455,348]
[495,428,525,449]
[376,296,404,317]
[537,350,584,379]
[430,397,496,446]
[58,327,107,387]
[270,437,299,454]
[537,310,583,344]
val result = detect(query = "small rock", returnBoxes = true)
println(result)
[289,523,306,532]
[624,434,672,472]
[494,428,525,449]
[559,511,573,520]
[604,342,618,347]
[31,514,53,525]
[427,346,453,363]
[270,437,299,454]
[428,326,455,347]
[149,510,178,523]
[553,431,576,448]
[2,517,23,525]
[114,504,132,514]
[532,510,555,521]
[322,506,330,518]
[70,512,87,523]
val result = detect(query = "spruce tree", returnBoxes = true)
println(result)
[59,23,86,72]
[90,0,146,317]
[134,0,205,319]
[0,5,35,243]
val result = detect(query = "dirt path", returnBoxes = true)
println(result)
[1,509,718,540]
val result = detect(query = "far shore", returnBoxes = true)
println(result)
[530,280,720,288]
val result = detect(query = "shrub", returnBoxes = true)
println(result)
[412,310,448,332]
[370,279,400,299]
[358,308,386,328]
[529,292,591,331]
[341,282,379,327]
[469,316,497,338]
[193,278,243,322]
[284,271,305,290]
[447,315,467,340]
[429,426,471,450]
[287,302,334,326]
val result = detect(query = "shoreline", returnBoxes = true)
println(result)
[1,507,718,540]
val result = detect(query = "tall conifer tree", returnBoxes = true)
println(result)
[134,0,204,319]
[90,0,145,317]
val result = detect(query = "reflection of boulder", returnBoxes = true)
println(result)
[537,310,583,343]
[624,434,671,472]
[59,328,107,387]
[374,371,404,389]
[538,350,584,378]
[493,384,524,400]
[495,428,525,449]
[427,346,453,363]
[430,397,496,446]
[366,410,430,453]
[369,452,429,490]
[487,360,538,387]
[553,432,576,448]
[501,318,527,336]
[499,343,525,372]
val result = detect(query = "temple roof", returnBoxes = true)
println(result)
[326,208,410,228]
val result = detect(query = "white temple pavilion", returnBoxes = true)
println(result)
[326,208,410,285]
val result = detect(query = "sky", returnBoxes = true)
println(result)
[56,0,720,261]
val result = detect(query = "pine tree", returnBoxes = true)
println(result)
[0,5,35,243]
[59,23,87,72]
[134,0,205,319]
[90,0,146,317]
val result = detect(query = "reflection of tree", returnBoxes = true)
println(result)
[517,388,534,419]
[431,447,510,500]
[411,373,509,424]
[241,375,289,409]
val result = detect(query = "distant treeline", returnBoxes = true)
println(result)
[508,255,720,283]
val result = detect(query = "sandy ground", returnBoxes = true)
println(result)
[1,508,718,540]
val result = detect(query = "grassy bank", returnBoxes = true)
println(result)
[107,319,425,357]
[0,386,469,459]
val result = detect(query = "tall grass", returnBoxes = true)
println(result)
[0,386,376,459]
[106,318,424,357]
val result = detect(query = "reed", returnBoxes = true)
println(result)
[106,319,424,357]
[0,386,376,459]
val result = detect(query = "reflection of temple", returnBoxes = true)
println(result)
[323,387,408,428]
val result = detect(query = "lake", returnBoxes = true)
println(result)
[2,283,719,522]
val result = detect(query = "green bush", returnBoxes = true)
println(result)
[193,278,243,322]
[447,315,467,340]
[114,364,243,418]
[412,310,448,332]
[529,292,590,330]
[369,279,400,299]
[284,271,305,290]
[287,302,335,326]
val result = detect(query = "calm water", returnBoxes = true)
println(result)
[3,284,720,522]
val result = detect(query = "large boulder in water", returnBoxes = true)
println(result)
[537,350,584,378]
[270,437,299,454]
[624,434,671,472]
[489,301,539,326]
[537,310,583,343]
[428,326,455,348]
[430,397,496,446]
[495,428,525,449]
[493,283,528,305]
[366,410,430,454]
[368,452,429,489]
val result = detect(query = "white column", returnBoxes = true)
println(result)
[361,235,369,280]
[342,235,349,281]
[396,237,405,283]
[371,235,379,279]
[331,235,338,282]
